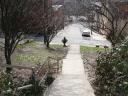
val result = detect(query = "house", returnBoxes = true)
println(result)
[64,0,84,16]
[43,0,64,31]
[115,1,128,18]
[94,0,128,38]
[115,1,128,36]
[46,0,53,25]
[52,5,64,30]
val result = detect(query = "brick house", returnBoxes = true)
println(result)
[89,0,128,42]
[115,1,128,18]
[43,0,64,30]
[52,5,64,30]
[44,0,53,26]
[115,1,128,37]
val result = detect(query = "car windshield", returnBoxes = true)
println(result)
[83,29,90,32]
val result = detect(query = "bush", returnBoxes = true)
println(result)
[95,40,128,96]
[45,74,55,86]
[0,72,12,92]
[62,37,68,47]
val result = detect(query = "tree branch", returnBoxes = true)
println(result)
[117,21,128,39]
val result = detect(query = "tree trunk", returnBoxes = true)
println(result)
[5,45,12,73]
[46,42,50,48]
[44,35,47,45]
[5,54,12,73]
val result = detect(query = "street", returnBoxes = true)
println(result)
[51,23,111,47]
[0,23,111,47]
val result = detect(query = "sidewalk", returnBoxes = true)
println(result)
[47,45,95,96]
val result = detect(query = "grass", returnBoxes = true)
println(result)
[16,54,42,64]
[80,46,110,86]
[80,46,109,53]
[50,44,63,49]
[12,42,68,67]
[17,40,37,48]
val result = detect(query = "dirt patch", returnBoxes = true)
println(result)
[81,52,98,85]
[80,46,107,86]
[10,68,32,87]
[0,42,68,95]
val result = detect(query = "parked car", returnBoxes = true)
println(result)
[78,18,87,22]
[69,19,73,22]
[81,29,91,37]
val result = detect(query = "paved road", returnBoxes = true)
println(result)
[51,23,111,47]
[46,45,95,96]
[0,23,111,47]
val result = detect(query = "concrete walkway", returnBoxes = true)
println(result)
[47,45,95,96]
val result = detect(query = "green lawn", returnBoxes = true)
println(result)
[80,46,109,53]
[16,40,38,48]
[12,42,68,67]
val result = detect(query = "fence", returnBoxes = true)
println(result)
[0,56,63,96]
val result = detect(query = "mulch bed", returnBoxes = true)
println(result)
[81,52,98,86]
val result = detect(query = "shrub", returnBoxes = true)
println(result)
[95,40,128,96]
[62,37,68,47]
[0,72,11,92]
[45,74,55,86]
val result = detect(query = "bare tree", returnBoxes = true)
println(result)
[0,0,33,72]
[43,25,56,48]
[44,18,64,48]
[90,0,128,46]
[42,0,53,48]
[43,1,64,48]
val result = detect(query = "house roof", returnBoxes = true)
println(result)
[52,5,63,11]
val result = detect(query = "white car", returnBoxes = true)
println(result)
[81,29,91,37]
